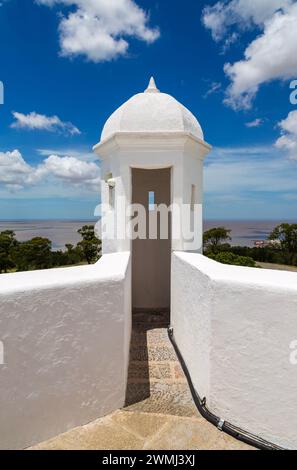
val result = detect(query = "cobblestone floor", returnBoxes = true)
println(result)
[29,310,254,450]
[124,310,199,418]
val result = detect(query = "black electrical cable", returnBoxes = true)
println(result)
[168,327,284,451]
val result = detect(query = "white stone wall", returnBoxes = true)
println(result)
[0,252,131,450]
[171,252,297,449]
[95,132,209,255]
[171,253,211,399]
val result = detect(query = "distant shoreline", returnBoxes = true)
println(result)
[0,219,296,250]
[0,219,97,222]
[0,218,295,222]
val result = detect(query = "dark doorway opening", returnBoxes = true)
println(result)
[131,168,171,311]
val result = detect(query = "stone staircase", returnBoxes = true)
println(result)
[30,311,253,450]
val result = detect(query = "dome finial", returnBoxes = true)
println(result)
[145,76,160,94]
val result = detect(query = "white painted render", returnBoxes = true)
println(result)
[94,78,211,256]
[0,253,131,450]
[94,134,210,255]
[101,77,204,142]
[171,252,297,449]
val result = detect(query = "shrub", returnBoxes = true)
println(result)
[208,251,256,267]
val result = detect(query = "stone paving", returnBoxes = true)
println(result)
[29,310,253,450]
[124,310,199,418]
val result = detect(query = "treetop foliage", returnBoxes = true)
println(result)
[203,223,297,268]
[0,225,101,274]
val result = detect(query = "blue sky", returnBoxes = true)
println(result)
[0,0,297,220]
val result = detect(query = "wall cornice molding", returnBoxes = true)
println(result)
[93,132,211,161]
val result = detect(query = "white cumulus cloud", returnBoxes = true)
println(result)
[0,150,100,193]
[0,150,33,191]
[202,0,297,109]
[11,111,81,135]
[36,0,160,62]
[275,110,297,159]
[202,0,292,40]
[40,154,100,184]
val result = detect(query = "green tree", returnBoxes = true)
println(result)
[269,223,297,265]
[51,249,71,267]
[77,225,101,264]
[12,237,52,271]
[0,230,18,273]
[64,243,83,265]
[203,227,231,253]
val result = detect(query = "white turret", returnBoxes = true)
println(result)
[94,77,211,309]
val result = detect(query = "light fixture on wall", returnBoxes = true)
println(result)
[107,178,116,188]
[105,173,116,188]
[105,173,115,207]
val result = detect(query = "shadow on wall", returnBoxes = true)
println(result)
[125,310,170,407]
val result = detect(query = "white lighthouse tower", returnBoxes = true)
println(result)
[94,77,211,310]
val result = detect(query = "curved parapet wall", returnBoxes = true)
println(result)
[0,252,131,450]
[171,252,297,449]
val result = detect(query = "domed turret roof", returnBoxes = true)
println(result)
[101,77,204,142]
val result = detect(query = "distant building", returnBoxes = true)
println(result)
[253,239,281,248]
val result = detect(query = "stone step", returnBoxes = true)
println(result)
[29,410,254,450]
